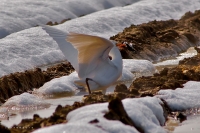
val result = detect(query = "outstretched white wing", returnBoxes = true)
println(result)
[42,25,114,78]
[66,33,114,78]
[41,25,79,72]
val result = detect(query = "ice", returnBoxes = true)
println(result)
[154,47,197,67]
[36,72,79,96]
[173,115,200,133]
[3,93,49,106]
[33,123,109,133]
[1,0,200,77]
[33,97,166,133]
[0,0,137,38]
[35,59,156,96]
[156,81,200,111]
[0,93,50,118]
[55,0,200,38]
[123,59,156,77]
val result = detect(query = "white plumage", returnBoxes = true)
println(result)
[42,25,123,94]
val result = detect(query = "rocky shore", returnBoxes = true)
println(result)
[111,10,200,62]
[1,10,200,133]
[0,62,74,104]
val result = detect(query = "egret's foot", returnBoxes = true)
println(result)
[86,78,93,94]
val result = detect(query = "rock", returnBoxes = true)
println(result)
[114,84,129,93]
[0,62,74,103]
[111,11,200,62]
[5,9,200,133]
[82,91,110,104]
[129,64,200,96]
[104,97,144,133]
[0,123,10,133]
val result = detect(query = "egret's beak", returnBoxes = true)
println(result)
[116,43,127,50]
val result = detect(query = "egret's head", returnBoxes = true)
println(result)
[111,40,135,51]
[110,40,126,50]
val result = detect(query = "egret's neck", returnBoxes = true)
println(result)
[109,46,123,71]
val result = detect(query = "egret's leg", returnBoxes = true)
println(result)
[86,78,92,94]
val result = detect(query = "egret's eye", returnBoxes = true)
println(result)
[109,56,112,60]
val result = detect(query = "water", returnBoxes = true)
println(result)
[0,45,199,132]
[173,115,200,133]
[1,82,132,128]
[1,96,82,128]
[154,47,197,71]
[1,0,200,132]
[1,46,198,130]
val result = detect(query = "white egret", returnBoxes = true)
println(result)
[42,25,123,94]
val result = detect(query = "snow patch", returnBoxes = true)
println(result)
[33,97,166,133]
[0,0,137,38]
[35,72,79,96]
[156,81,200,111]
[1,0,200,77]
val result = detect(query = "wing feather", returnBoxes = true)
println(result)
[41,25,79,72]
[66,33,113,78]
[42,25,114,79]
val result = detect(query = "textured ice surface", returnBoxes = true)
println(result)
[154,47,197,67]
[156,81,200,111]
[33,97,166,133]
[0,0,200,77]
[123,59,156,77]
[36,72,79,96]
[0,93,50,119]
[173,115,200,133]
[0,0,137,38]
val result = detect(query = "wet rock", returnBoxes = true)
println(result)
[10,101,85,133]
[179,47,200,65]
[82,84,138,104]
[4,9,200,133]
[176,112,187,123]
[46,20,62,26]
[0,62,74,103]
[129,64,200,95]
[114,84,129,93]
[111,11,200,62]
[46,21,54,26]
[46,18,72,26]
[45,62,74,80]
[8,62,200,132]
[0,123,10,133]
[114,84,140,97]
[82,91,110,104]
